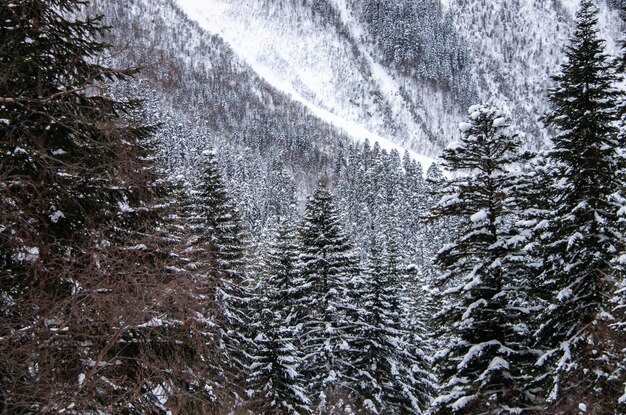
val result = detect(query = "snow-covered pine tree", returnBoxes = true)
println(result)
[354,229,434,414]
[248,215,311,414]
[402,151,427,252]
[298,184,362,413]
[421,163,450,282]
[429,105,536,413]
[188,149,256,404]
[533,0,626,411]
[154,174,226,407]
[610,5,626,406]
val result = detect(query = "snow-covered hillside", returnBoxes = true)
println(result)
[176,0,466,158]
[177,0,623,153]
[444,0,623,146]
[96,0,623,179]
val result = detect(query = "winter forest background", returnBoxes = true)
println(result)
[3,0,626,414]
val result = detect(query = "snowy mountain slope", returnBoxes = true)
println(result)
[176,0,466,157]
[96,0,623,183]
[94,0,438,174]
[444,0,623,146]
[177,0,623,154]
[94,0,350,180]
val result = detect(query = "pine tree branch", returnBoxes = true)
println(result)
[0,87,88,105]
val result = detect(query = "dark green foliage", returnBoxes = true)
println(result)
[188,149,255,402]
[298,185,362,412]
[249,216,311,414]
[0,0,153,279]
[357,0,473,99]
[532,1,626,411]
[354,232,434,414]
[429,105,536,414]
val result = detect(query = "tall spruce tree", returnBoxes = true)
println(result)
[611,5,626,406]
[429,105,536,413]
[248,216,311,414]
[188,149,256,403]
[534,0,626,411]
[298,185,362,413]
[354,230,434,414]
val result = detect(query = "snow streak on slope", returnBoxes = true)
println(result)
[176,0,451,165]
[178,0,622,162]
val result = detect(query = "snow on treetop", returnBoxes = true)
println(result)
[487,356,509,371]
[556,287,573,301]
[468,104,482,113]
[459,122,472,133]
[470,209,488,223]
[451,395,475,411]
[493,117,507,128]
[457,340,504,370]
[477,357,510,382]
[202,149,216,157]
[462,299,487,320]
[447,140,465,150]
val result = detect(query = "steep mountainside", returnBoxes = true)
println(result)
[177,0,471,156]
[93,0,623,235]
[176,0,622,152]
[444,0,623,146]
[94,0,355,186]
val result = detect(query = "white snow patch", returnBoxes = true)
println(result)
[447,140,464,150]
[451,395,474,411]
[15,246,39,263]
[557,287,573,302]
[488,356,509,371]
[468,104,482,113]
[458,341,496,370]
[363,399,378,413]
[152,384,168,405]
[471,209,488,223]
[462,299,487,320]
[459,122,472,132]
[117,200,134,213]
[49,210,65,223]
[139,317,164,328]
[463,273,482,291]
[493,117,507,128]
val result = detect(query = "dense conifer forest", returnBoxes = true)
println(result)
[2,0,626,414]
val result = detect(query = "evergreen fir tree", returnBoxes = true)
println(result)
[189,149,256,403]
[298,184,362,413]
[611,5,626,406]
[355,230,434,414]
[429,105,536,413]
[248,216,311,414]
[533,0,626,410]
